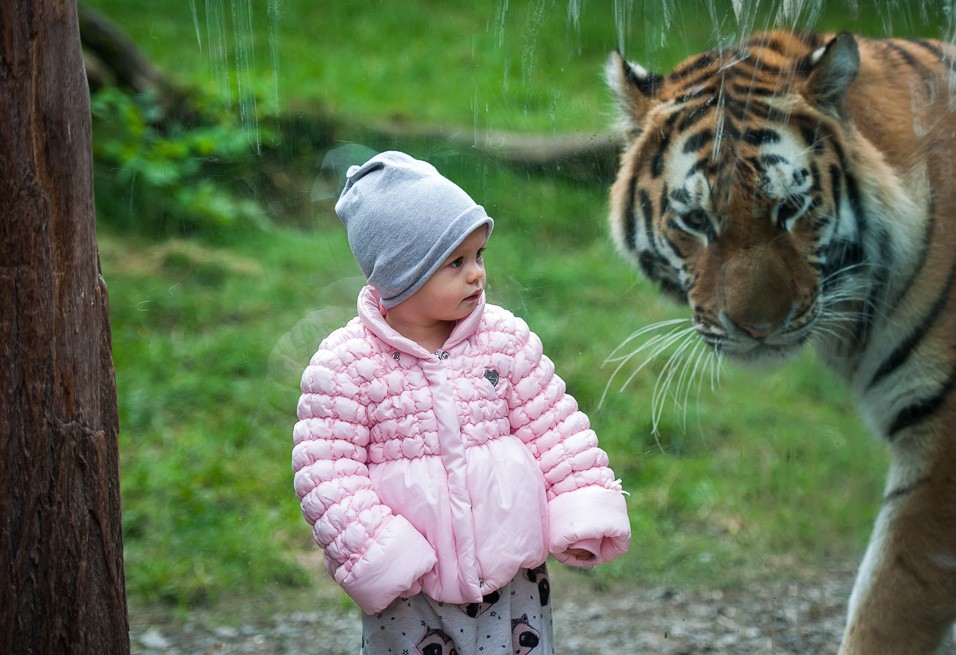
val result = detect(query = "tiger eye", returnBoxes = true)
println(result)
[682,209,710,232]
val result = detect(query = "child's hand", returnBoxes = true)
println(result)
[562,547,595,562]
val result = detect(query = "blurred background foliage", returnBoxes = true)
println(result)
[80,0,949,609]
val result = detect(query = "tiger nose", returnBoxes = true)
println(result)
[737,321,773,339]
[719,310,782,339]
[717,247,795,340]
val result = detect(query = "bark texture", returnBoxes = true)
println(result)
[0,1,129,652]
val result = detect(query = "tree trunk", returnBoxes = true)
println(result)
[0,1,129,653]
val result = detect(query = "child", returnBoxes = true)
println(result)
[292,151,630,654]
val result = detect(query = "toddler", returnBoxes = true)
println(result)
[292,151,630,654]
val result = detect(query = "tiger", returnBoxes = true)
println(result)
[604,30,956,654]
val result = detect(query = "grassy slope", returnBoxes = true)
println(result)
[83,0,948,133]
[81,0,953,605]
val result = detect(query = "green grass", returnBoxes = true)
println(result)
[81,0,953,608]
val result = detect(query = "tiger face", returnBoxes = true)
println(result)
[606,32,862,365]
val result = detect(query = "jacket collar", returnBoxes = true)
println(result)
[357,285,485,358]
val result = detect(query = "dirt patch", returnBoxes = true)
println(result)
[129,563,855,654]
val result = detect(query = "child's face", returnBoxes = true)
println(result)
[388,227,488,328]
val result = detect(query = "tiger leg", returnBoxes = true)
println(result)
[839,448,956,655]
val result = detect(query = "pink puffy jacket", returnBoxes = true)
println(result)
[293,286,630,614]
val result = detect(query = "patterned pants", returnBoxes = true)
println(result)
[361,564,554,655]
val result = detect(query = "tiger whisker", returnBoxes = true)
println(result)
[674,340,701,413]
[691,338,718,395]
[809,264,906,357]
[604,317,691,363]
[674,338,721,432]
[649,329,700,435]
[659,339,694,429]
[618,325,698,393]
[601,315,724,437]
[810,321,856,349]
[603,319,695,374]
[599,319,695,409]
[603,327,693,393]
[707,344,722,399]
[820,282,893,329]
[677,340,711,431]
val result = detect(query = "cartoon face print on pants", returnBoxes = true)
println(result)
[459,588,502,618]
[416,627,458,655]
[511,614,540,654]
[525,565,550,606]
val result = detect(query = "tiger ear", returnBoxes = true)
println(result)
[605,50,663,134]
[803,32,859,116]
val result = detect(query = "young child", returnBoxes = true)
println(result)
[292,151,630,654]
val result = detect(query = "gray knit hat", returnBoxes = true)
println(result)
[335,151,494,308]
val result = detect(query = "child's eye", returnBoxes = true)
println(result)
[476,249,484,261]
[449,257,464,269]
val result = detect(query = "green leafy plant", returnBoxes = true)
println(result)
[91,87,271,235]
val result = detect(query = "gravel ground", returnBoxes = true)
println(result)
[129,564,856,654]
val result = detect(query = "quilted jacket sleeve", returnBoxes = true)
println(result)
[292,331,437,614]
[506,315,631,568]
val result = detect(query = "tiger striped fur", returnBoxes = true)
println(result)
[605,30,956,654]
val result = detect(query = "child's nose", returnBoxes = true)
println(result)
[466,261,485,283]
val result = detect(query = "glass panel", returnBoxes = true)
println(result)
[80,1,954,651]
